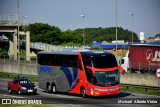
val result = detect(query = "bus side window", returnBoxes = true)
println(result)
[67,55,78,67]
[82,55,91,67]
[78,59,83,70]
[86,69,94,84]
[56,55,61,66]
[82,55,94,83]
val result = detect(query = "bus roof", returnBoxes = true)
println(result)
[37,49,114,56]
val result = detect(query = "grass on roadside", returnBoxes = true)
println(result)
[121,86,160,96]
[0,72,38,82]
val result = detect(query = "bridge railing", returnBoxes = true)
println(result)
[30,42,88,50]
[1,38,90,51]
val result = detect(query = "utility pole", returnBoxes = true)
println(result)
[130,13,134,43]
[80,14,85,48]
[115,0,118,59]
[17,0,20,74]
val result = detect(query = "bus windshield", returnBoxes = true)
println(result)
[91,54,117,68]
[95,70,120,86]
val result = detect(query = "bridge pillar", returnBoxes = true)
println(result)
[13,29,18,61]
[19,31,31,61]
[6,35,12,60]
[7,35,13,60]
[8,29,18,61]
[26,31,30,61]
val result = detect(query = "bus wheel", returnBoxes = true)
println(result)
[47,84,52,93]
[52,84,56,94]
[81,88,86,98]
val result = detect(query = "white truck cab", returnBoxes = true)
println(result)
[121,51,129,72]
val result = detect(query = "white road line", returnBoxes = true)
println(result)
[0,94,25,98]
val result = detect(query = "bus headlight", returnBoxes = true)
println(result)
[90,88,94,95]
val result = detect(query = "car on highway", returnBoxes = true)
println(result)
[8,78,37,95]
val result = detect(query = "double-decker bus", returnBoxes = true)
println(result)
[37,49,124,97]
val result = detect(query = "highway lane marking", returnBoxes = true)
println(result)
[0,94,25,98]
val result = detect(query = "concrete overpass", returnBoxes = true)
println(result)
[0,14,88,61]
[0,14,30,61]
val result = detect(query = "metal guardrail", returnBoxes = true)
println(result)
[121,83,160,92]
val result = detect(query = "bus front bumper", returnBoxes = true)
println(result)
[89,87,120,96]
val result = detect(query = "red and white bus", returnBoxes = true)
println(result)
[37,49,124,97]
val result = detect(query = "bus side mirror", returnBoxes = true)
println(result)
[86,66,90,69]
[118,65,125,75]
[86,66,95,76]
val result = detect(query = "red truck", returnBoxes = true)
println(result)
[121,43,160,73]
[8,78,37,95]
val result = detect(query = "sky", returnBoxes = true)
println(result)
[0,0,160,38]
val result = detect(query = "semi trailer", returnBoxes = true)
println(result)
[121,43,160,73]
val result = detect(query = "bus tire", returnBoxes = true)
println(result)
[52,83,56,94]
[47,84,52,93]
[81,87,86,98]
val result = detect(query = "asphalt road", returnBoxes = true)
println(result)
[0,78,160,107]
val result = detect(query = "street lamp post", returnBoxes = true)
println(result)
[115,0,118,59]
[23,16,27,32]
[80,14,85,48]
[130,13,134,43]
[17,0,20,74]
[23,16,27,61]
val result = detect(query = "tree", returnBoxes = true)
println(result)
[61,30,82,45]
[28,23,139,46]
[154,34,160,38]
[28,23,62,45]
[73,27,139,44]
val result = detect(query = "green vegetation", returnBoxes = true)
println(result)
[154,34,160,38]
[0,45,8,58]
[28,23,62,45]
[0,73,38,82]
[121,86,160,96]
[28,23,140,46]
[74,27,139,44]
